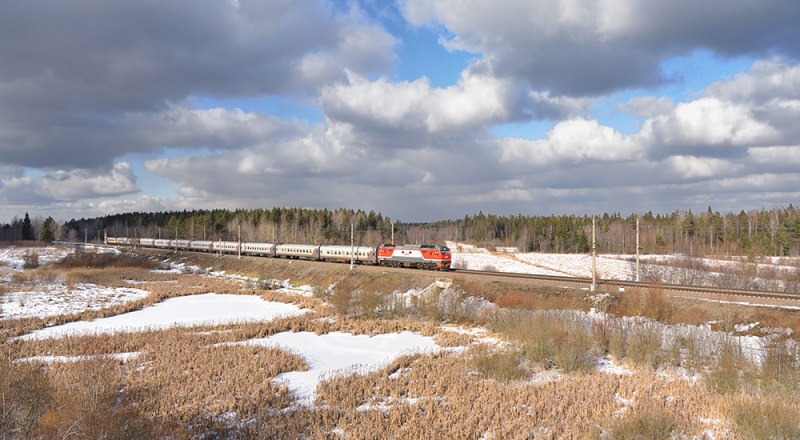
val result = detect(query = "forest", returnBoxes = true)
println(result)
[3,205,799,257]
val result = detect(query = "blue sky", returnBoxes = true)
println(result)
[1,0,799,223]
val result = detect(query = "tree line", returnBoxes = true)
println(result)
[0,212,58,243]
[60,207,405,247]
[407,206,800,257]
[5,205,800,257]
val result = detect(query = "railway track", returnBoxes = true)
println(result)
[452,269,800,302]
[66,242,800,304]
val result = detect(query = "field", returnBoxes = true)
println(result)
[2,244,800,438]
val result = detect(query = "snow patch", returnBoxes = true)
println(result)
[2,283,150,319]
[237,331,441,406]
[19,293,308,340]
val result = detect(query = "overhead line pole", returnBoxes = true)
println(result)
[350,222,355,270]
[636,216,641,282]
[592,216,597,292]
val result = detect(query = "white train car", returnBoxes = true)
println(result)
[154,239,171,248]
[319,245,375,263]
[213,241,240,253]
[242,242,275,256]
[140,238,155,247]
[190,240,213,252]
[275,244,320,260]
[106,237,118,245]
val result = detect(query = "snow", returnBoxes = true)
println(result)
[15,352,140,364]
[447,242,800,286]
[2,283,151,320]
[735,322,759,333]
[0,246,74,270]
[237,331,441,406]
[673,296,800,311]
[596,356,632,376]
[19,293,309,340]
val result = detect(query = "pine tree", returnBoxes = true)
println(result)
[21,212,34,240]
[40,217,55,242]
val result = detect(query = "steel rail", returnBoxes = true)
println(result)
[451,269,800,302]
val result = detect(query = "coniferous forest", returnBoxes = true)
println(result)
[3,205,799,257]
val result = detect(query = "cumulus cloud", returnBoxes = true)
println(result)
[0,0,395,168]
[642,98,777,155]
[666,155,741,179]
[499,118,641,167]
[0,163,138,204]
[321,69,523,143]
[401,0,800,95]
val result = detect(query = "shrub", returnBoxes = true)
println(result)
[467,345,529,381]
[704,338,752,394]
[614,287,674,323]
[607,403,676,440]
[625,323,666,369]
[22,252,40,269]
[494,310,594,372]
[729,396,800,439]
[54,251,157,269]
[0,358,53,438]
[759,337,800,393]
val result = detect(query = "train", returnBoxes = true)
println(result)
[105,237,452,270]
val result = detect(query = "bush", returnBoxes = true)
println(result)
[22,252,40,269]
[494,310,594,372]
[467,345,529,381]
[729,397,800,439]
[607,404,676,440]
[0,358,53,438]
[614,287,674,323]
[704,338,752,394]
[54,251,157,269]
[625,323,666,369]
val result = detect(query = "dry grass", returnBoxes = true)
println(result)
[309,351,719,438]
[727,395,800,439]
[611,286,674,323]
[493,310,595,372]
[6,248,800,437]
[467,344,529,381]
[607,402,677,439]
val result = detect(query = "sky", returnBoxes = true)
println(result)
[1,0,799,223]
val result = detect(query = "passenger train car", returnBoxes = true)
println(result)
[106,237,451,270]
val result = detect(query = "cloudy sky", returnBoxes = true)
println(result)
[1,0,799,223]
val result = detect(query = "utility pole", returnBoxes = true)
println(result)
[175,226,178,252]
[350,222,355,270]
[158,226,161,239]
[238,223,242,260]
[636,216,641,282]
[84,228,87,245]
[592,216,597,292]
[391,221,394,245]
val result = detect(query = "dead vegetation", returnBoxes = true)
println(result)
[3,247,800,437]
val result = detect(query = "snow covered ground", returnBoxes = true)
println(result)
[19,293,309,340]
[237,331,441,405]
[0,246,73,270]
[2,283,150,320]
[448,241,800,283]
[0,244,120,271]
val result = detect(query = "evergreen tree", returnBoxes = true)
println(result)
[21,212,34,240]
[40,216,56,242]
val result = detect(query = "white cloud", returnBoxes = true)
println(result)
[321,69,521,137]
[499,118,640,167]
[643,97,777,150]
[666,155,740,179]
[0,163,138,203]
[400,0,800,95]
